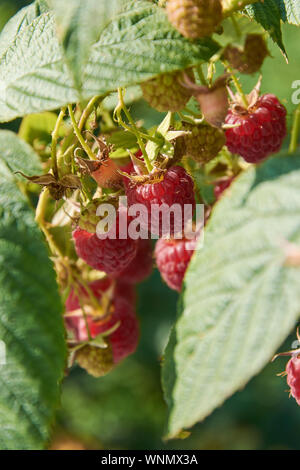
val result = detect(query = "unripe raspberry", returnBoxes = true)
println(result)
[224,34,268,75]
[155,236,197,291]
[78,199,101,233]
[116,239,153,284]
[141,69,194,112]
[76,344,114,377]
[166,0,223,39]
[181,122,225,162]
[225,93,287,163]
[286,356,300,405]
[126,165,195,237]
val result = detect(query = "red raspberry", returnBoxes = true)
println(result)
[116,239,153,284]
[114,281,136,306]
[214,177,234,200]
[155,236,197,291]
[126,166,195,237]
[73,208,138,276]
[225,94,287,163]
[65,280,139,364]
[286,356,300,405]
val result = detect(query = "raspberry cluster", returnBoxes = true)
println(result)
[65,60,288,380]
[65,278,139,376]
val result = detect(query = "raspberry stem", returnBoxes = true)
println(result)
[224,62,248,108]
[68,104,97,161]
[78,95,104,131]
[196,64,208,86]
[289,103,300,154]
[115,88,153,172]
[51,107,66,179]
[35,188,64,258]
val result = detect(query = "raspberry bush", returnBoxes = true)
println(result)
[0,0,300,450]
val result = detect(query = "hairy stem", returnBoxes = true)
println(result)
[35,188,64,258]
[68,104,97,161]
[51,107,66,178]
[225,62,248,108]
[289,104,300,154]
[115,88,153,172]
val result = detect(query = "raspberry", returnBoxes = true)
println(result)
[65,280,139,365]
[76,344,114,377]
[224,34,268,75]
[73,208,138,276]
[225,94,287,163]
[155,236,197,291]
[181,122,225,162]
[286,357,300,405]
[115,281,136,306]
[214,176,234,200]
[166,0,223,39]
[140,69,194,112]
[126,165,195,237]
[116,239,153,284]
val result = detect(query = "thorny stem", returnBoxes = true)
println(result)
[224,62,248,108]
[115,88,153,173]
[68,104,97,161]
[289,103,300,154]
[51,107,66,178]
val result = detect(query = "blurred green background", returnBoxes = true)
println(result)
[1,0,300,450]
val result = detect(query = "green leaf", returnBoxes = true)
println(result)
[0,10,78,123]
[245,1,287,58]
[83,1,219,95]
[0,0,219,123]
[0,0,48,58]
[162,153,300,439]
[277,0,300,25]
[0,131,66,449]
[19,112,67,146]
[48,0,125,92]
